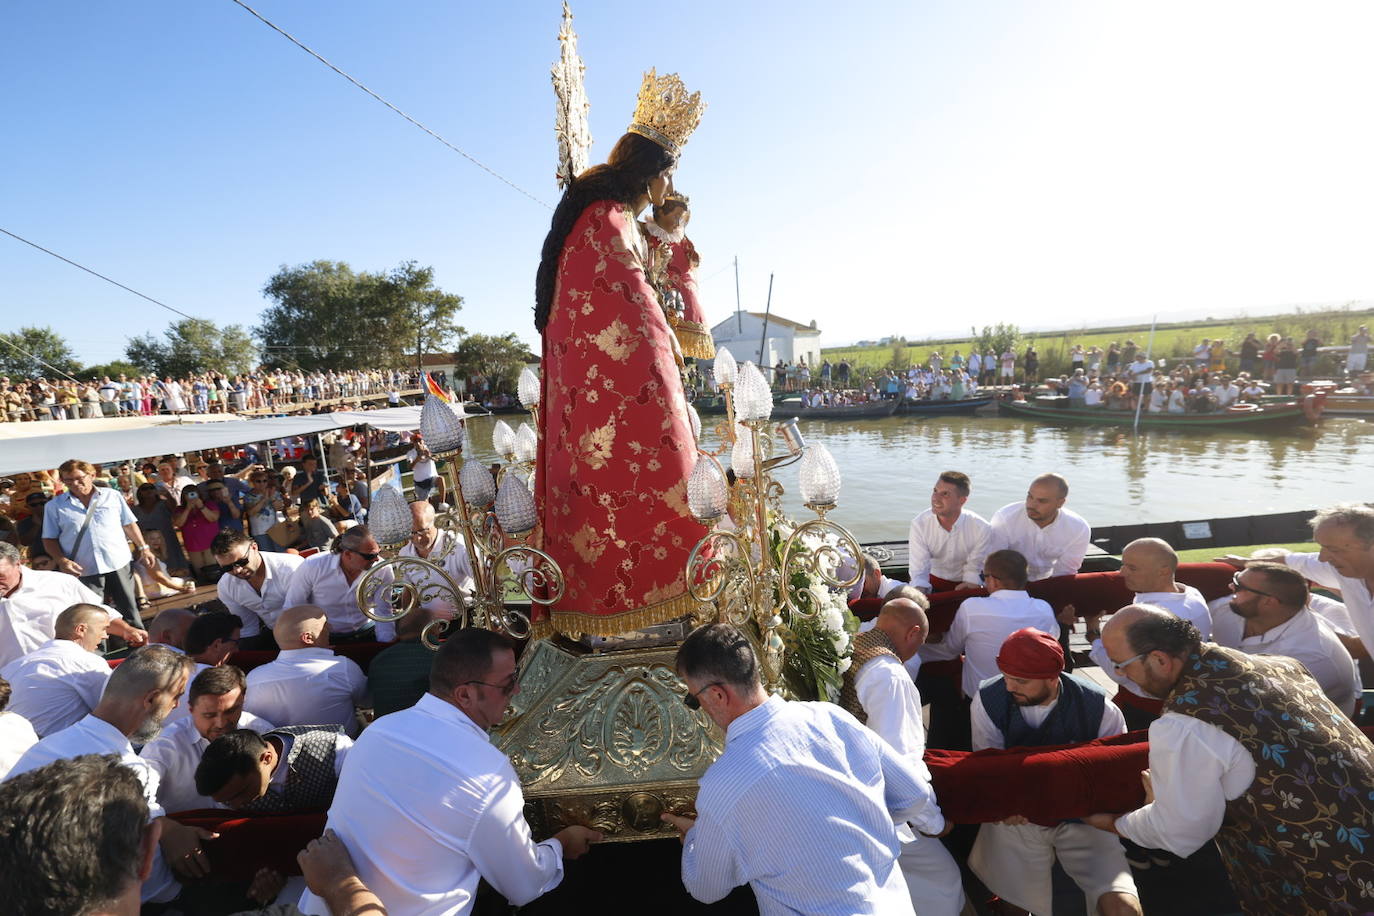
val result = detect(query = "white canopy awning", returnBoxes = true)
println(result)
[0,405,482,476]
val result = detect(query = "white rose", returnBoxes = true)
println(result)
[836,657,852,675]
[822,606,844,633]
[832,632,849,655]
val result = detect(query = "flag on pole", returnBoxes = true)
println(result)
[424,372,450,402]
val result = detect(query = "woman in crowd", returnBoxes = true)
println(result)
[173,485,221,578]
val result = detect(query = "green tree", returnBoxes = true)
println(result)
[970,322,1021,357]
[0,326,82,379]
[125,318,258,377]
[255,260,464,371]
[453,333,536,394]
[82,359,148,380]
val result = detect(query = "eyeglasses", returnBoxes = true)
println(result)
[347,548,381,562]
[683,682,725,710]
[217,555,252,574]
[58,474,91,486]
[460,672,520,696]
[1111,651,1151,673]
[1230,572,1274,599]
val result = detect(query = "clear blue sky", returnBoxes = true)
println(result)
[5,1,1373,367]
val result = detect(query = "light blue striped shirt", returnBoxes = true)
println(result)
[682,695,937,915]
[43,486,137,575]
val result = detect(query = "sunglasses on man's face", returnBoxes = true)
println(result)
[347,548,382,563]
[217,555,252,574]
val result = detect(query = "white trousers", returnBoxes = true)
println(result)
[969,821,1136,916]
[899,835,966,916]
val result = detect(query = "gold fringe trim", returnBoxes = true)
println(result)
[535,589,703,639]
[674,322,715,360]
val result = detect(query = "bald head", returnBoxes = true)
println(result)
[55,603,109,640]
[150,608,195,650]
[875,597,930,662]
[1120,538,1179,593]
[272,605,330,650]
[409,500,436,528]
[1101,603,1202,699]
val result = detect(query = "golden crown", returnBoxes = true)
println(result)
[627,68,705,155]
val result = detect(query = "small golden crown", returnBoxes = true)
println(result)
[627,68,705,155]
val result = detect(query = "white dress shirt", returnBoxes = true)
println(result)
[988,503,1092,581]
[1209,602,1360,716]
[7,713,179,902]
[1307,593,1357,636]
[0,569,115,668]
[0,711,38,780]
[1089,585,1213,699]
[216,551,305,639]
[682,696,937,915]
[244,648,369,738]
[0,638,111,737]
[281,552,395,641]
[398,531,476,617]
[1282,551,1374,658]
[920,590,1059,697]
[1115,712,1255,857]
[140,711,274,814]
[855,655,942,840]
[970,680,1126,751]
[907,509,992,591]
[42,486,138,575]
[297,693,565,916]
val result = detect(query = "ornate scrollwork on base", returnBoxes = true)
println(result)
[354,556,471,629]
[779,517,863,619]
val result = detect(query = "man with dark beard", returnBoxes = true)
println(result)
[5,645,217,904]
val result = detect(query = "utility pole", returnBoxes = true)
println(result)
[757,273,775,369]
[734,255,742,334]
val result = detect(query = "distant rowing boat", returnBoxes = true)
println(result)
[996,397,1312,430]
[787,399,900,420]
[898,395,994,415]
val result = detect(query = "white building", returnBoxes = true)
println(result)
[710,311,822,371]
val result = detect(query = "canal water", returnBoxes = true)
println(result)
[464,413,1374,545]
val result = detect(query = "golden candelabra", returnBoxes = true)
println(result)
[354,383,564,646]
[685,352,862,694]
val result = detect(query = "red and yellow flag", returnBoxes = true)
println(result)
[424,372,450,403]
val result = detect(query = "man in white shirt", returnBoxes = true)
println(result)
[212,529,304,647]
[988,473,1091,582]
[141,665,273,814]
[1,603,112,737]
[1082,538,1213,729]
[661,624,941,915]
[1212,375,1240,407]
[407,439,440,502]
[968,629,1140,916]
[281,527,395,642]
[8,645,214,903]
[1209,562,1359,716]
[838,598,963,916]
[0,542,145,668]
[907,470,991,593]
[244,605,370,738]
[397,500,474,618]
[0,675,38,779]
[297,626,600,915]
[1127,354,1155,410]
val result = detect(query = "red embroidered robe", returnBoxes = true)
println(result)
[535,201,706,635]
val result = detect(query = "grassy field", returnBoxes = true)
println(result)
[1173,541,1315,564]
[822,307,1374,377]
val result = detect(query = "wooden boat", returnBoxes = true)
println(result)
[790,399,900,420]
[898,395,994,415]
[996,397,1312,430]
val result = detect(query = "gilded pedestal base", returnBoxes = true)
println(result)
[494,637,723,844]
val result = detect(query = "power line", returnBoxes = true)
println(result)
[0,227,200,322]
[0,334,83,383]
[229,0,553,210]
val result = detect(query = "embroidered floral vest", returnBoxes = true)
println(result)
[1166,644,1374,915]
[837,628,902,725]
[244,725,343,813]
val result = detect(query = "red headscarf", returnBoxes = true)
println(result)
[996,627,1064,680]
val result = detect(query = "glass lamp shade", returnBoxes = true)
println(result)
[735,362,773,422]
[713,348,738,387]
[686,403,702,442]
[492,420,517,460]
[686,455,728,522]
[514,423,538,463]
[459,458,497,508]
[495,472,539,535]
[369,485,414,547]
[731,425,755,478]
[420,394,465,453]
[517,366,541,409]
[798,443,842,506]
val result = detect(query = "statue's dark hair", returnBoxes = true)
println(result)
[534,132,676,333]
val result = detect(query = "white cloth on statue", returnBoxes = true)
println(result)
[0,638,111,737]
[296,693,565,916]
[1115,712,1255,857]
[919,590,1058,697]
[855,655,964,916]
[906,508,991,591]
[7,713,178,902]
[139,711,274,814]
[244,648,369,738]
[968,683,1135,916]
[0,710,38,780]
[397,530,476,618]
[215,551,304,639]
[1089,586,1213,699]
[1209,601,1359,717]
[1282,551,1374,658]
[681,695,937,915]
[988,503,1092,581]
[0,569,116,668]
[281,552,395,640]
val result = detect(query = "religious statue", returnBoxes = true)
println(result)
[643,192,715,361]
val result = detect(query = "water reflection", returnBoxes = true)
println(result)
[462,414,1373,544]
